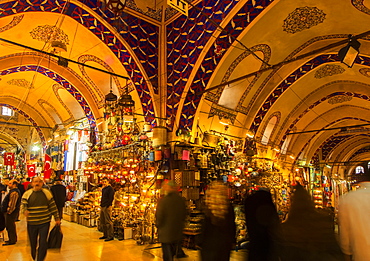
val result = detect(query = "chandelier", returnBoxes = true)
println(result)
[104,76,136,148]
[102,0,127,15]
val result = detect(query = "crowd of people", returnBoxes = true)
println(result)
[1,175,370,261]
[154,178,370,261]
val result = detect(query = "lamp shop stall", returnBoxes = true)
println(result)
[62,95,289,245]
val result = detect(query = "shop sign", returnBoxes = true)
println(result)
[167,0,188,16]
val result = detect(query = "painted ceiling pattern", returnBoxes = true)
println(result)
[282,6,326,34]
[279,90,370,147]
[0,0,158,123]
[0,65,95,130]
[252,54,370,133]
[0,0,370,172]
[0,103,45,145]
[173,0,274,130]
[349,146,370,161]
[301,117,370,163]
[314,64,345,79]
[30,25,70,46]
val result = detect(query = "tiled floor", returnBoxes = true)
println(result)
[0,216,247,261]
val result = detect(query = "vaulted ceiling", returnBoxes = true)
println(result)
[1,0,370,175]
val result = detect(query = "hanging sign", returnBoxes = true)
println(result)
[44,154,52,179]
[27,164,36,177]
[167,0,188,16]
[4,152,14,165]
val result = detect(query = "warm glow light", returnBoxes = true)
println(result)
[32,145,40,152]
[289,155,295,159]
[219,121,229,126]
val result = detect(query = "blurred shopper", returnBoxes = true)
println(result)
[98,178,115,241]
[282,184,343,261]
[0,210,4,235]
[0,178,6,235]
[198,181,236,261]
[1,179,21,245]
[16,178,25,197]
[155,180,187,261]
[338,178,370,261]
[244,189,282,261]
[50,178,67,220]
[0,178,9,203]
[22,176,60,261]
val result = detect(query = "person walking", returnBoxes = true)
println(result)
[198,181,236,261]
[50,178,67,220]
[22,176,60,261]
[338,178,370,261]
[282,184,343,261]
[155,180,187,261]
[1,179,21,245]
[99,178,115,241]
[244,189,282,261]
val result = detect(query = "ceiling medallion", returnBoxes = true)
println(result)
[283,6,326,34]
[7,79,34,89]
[314,64,345,79]
[327,95,352,105]
[30,25,69,48]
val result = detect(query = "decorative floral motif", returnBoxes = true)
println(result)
[0,15,23,33]
[328,95,352,104]
[208,104,237,124]
[283,7,326,34]
[352,0,370,15]
[126,0,163,21]
[7,79,34,89]
[30,25,69,45]
[359,68,370,77]
[314,64,345,79]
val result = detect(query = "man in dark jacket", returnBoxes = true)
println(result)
[50,179,66,220]
[1,179,21,245]
[155,180,187,261]
[99,178,115,241]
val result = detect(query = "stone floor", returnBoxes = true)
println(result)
[0,216,247,261]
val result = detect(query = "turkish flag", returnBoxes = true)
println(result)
[27,164,36,177]
[44,154,52,179]
[4,152,14,165]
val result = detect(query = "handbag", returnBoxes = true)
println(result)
[47,224,63,249]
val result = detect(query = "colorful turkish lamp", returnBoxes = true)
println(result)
[121,134,131,145]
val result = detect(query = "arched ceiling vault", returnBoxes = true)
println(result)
[0,0,369,170]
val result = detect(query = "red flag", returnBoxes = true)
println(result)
[4,152,14,165]
[44,154,52,179]
[27,164,36,177]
